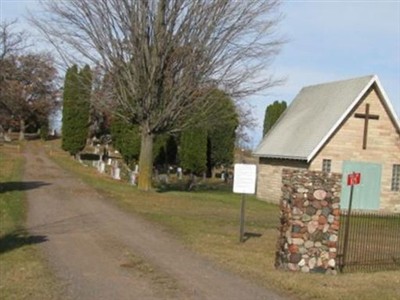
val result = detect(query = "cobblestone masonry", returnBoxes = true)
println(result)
[276,169,342,274]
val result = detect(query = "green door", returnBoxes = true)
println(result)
[341,161,382,210]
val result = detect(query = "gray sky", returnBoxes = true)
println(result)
[1,0,399,147]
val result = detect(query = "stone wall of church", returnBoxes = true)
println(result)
[309,87,400,210]
[276,168,342,274]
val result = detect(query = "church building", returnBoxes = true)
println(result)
[253,75,400,211]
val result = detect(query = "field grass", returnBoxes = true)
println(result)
[0,145,60,300]
[47,141,400,299]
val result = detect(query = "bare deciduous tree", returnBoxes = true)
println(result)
[1,20,58,140]
[31,0,284,190]
[0,20,29,60]
[0,53,59,140]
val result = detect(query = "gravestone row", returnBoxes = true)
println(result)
[90,146,140,184]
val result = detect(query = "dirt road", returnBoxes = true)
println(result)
[23,143,287,300]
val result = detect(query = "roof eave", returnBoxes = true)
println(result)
[253,153,308,161]
[374,76,400,134]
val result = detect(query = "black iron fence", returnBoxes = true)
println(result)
[337,210,400,273]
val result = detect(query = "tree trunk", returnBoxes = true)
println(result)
[138,131,154,191]
[19,119,25,141]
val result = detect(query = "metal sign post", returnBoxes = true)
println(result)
[233,164,257,243]
[341,172,361,272]
[239,193,246,243]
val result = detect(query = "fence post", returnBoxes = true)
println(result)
[340,183,355,273]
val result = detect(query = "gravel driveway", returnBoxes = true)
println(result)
[24,143,288,300]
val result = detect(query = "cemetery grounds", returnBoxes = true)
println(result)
[0,140,399,300]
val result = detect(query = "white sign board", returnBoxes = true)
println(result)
[233,164,257,194]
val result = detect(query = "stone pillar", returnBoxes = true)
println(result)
[276,169,342,274]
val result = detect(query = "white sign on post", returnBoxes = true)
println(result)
[233,164,257,194]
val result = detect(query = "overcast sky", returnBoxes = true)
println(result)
[1,0,399,147]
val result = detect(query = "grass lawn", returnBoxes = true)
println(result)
[40,141,400,299]
[0,144,60,300]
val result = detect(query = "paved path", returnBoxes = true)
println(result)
[24,143,288,300]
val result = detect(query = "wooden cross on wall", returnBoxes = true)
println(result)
[354,103,379,149]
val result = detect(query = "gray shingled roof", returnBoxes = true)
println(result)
[254,75,380,161]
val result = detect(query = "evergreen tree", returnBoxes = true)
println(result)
[61,65,92,155]
[73,65,92,151]
[263,100,287,136]
[206,90,238,175]
[180,126,208,175]
[153,134,178,167]
[111,120,178,170]
[153,134,167,167]
[165,136,178,165]
[178,89,238,177]
[110,116,141,167]
[61,65,79,152]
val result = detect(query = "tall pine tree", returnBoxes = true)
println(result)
[153,134,178,168]
[61,65,79,152]
[263,100,287,136]
[110,116,141,167]
[179,89,238,176]
[206,90,238,176]
[74,65,92,151]
[180,127,208,175]
[61,65,92,155]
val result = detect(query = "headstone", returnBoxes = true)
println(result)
[98,161,105,173]
[112,160,119,168]
[130,172,137,185]
[113,167,121,180]
[107,158,112,165]
[158,174,169,184]
[177,167,182,180]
